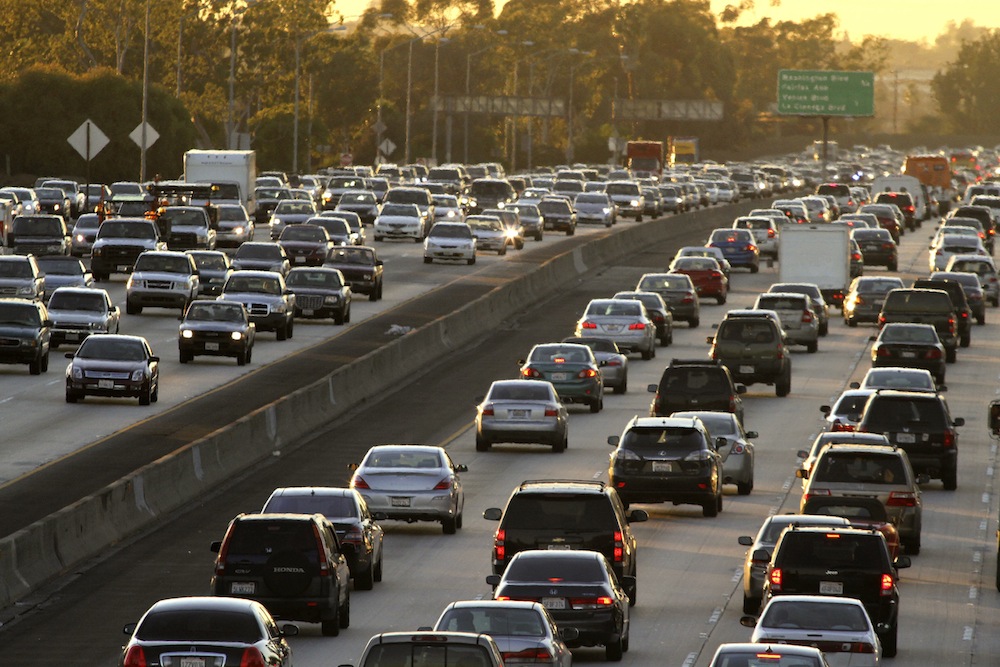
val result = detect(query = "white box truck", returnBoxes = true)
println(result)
[183,149,256,215]
[778,223,851,306]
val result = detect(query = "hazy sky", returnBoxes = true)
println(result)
[341,0,1000,43]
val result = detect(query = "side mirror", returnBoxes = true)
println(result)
[607,435,620,447]
[517,359,526,366]
[281,624,299,637]
[647,383,657,393]
[740,616,758,628]
[738,535,753,547]
[796,469,808,479]
[620,575,637,602]
[123,622,137,635]
[210,540,222,553]
[348,463,359,471]
[736,384,747,395]
[953,417,965,427]
[454,464,468,473]
[706,336,714,345]
[486,574,501,586]
[715,436,728,450]
[751,548,769,562]
[868,335,877,341]
[819,405,831,416]
[628,509,648,523]
[483,507,502,521]
[938,385,947,392]
[560,627,580,641]
[745,431,758,439]
[149,356,160,363]
[65,352,74,359]
[372,512,388,521]
[42,319,53,327]
[849,381,860,389]
[796,449,808,459]
[894,555,912,569]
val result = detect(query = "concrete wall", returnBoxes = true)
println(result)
[0,210,720,611]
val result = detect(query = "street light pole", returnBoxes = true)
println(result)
[228,19,237,148]
[140,0,149,182]
[404,38,414,164]
[293,34,301,173]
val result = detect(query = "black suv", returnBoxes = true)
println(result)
[708,312,791,397]
[912,278,972,348]
[855,389,964,489]
[210,513,352,636]
[878,288,958,362]
[764,525,910,656]
[607,416,725,517]
[0,298,51,374]
[647,359,746,423]
[483,480,646,604]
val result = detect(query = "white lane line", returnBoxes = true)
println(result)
[731,568,742,583]
[781,477,793,492]
[969,586,978,600]
[973,551,982,563]
[964,626,974,640]
[0,397,12,404]
[682,653,698,667]
[708,608,722,624]
[982,493,990,504]
[980,520,989,531]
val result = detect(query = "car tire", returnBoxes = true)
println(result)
[807,340,818,353]
[590,396,602,413]
[126,301,142,315]
[339,595,351,628]
[819,321,829,336]
[373,235,382,242]
[776,372,791,397]
[882,621,898,658]
[28,356,41,375]
[702,499,718,518]
[236,350,248,366]
[750,263,759,274]
[413,236,422,244]
[689,317,700,328]
[515,239,524,250]
[960,331,971,348]
[334,310,345,325]
[276,324,287,341]
[743,595,760,615]
[369,287,379,302]
[65,390,78,404]
[847,317,857,328]
[605,636,624,662]
[552,435,566,453]
[903,535,921,556]
[566,226,575,236]
[737,475,753,496]
[946,346,957,363]
[615,375,628,395]
[374,555,383,582]
[716,293,727,305]
[321,605,340,637]
[442,516,458,534]
[641,347,652,361]
[344,307,351,324]
[636,215,643,223]
[535,231,543,241]
[139,385,152,406]
[39,351,48,373]
[977,314,986,325]
[423,256,432,264]
[179,350,192,364]
[467,256,476,265]
[499,245,507,256]
[475,435,491,452]
[888,261,898,271]
[943,464,958,490]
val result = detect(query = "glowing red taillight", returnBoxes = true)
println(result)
[522,367,542,378]
[769,567,782,589]
[925,349,942,359]
[577,368,598,379]
[881,573,894,595]
[544,408,558,417]
[580,321,597,329]
[613,530,624,561]
[122,646,146,667]
[433,478,452,490]
[241,647,267,667]
[768,228,776,237]
[352,476,370,490]
[943,429,956,448]
[801,310,813,323]
[628,322,646,330]
[887,491,917,507]
[503,648,554,663]
[494,529,506,561]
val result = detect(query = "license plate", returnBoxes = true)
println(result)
[231,581,255,595]
[180,658,206,667]
[205,342,219,351]
[510,409,529,419]
[897,432,916,444]
[652,461,674,473]
[739,365,754,374]
[98,379,114,389]
[551,372,568,381]
[390,497,411,507]
[117,264,130,272]
[295,256,306,263]
[547,543,572,550]
[819,581,844,595]
[302,309,315,316]
[900,351,916,358]
[605,324,622,332]
[542,597,567,610]
[66,332,79,341]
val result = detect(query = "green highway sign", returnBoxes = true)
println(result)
[777,70,875,117]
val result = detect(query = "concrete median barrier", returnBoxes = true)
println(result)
[0,208,728,611]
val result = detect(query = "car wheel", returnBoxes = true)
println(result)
[373,235,382,242]
[515,239,524,250]
[334,310,345,325]
[39,351,48,373]
[641,347,652,360]
[605,635,624,662]
[636,214,643,223]
[590,396,602,413]
[615,374,628,395]
[776,372,791,397]
[65,390,78,404]
[881,621,898,658]
[355,562,375,590]
[716,292,727,305]
[535,231,543,241]
[946,346,957,363]
[552,435,567,453]
[246,346,253,364]
[467,256,476,265]
[623,630,630,651]
[374,555,383,582]
[888,261,898,271]
[369,287,379,302]
[423,256,432,264]
[126,301,142,315]
[139,385,152,406]
[179,350,192,364]
[819,321,829,336]
[413,235,422,244]
[51,341,59,350]
[475,435,491,452]
[943,464,958,490]
[978,314,986,325]
[902,535,921,556]
[806,340,818,353]
[566,226,575,236]
[750,263,759,274]
[702,499,718,518]
[499,245,507,256]
[442,516,458,534]
[847,317,857,328]
[287,319,294,339]
[743,595,760,615]
[29,354,42,375]
[717,490,724,512]
[321,605,340,637]
[236,350,248,366]
[276,324,287,341]
[960,331,971,348]
[737,475,753,496]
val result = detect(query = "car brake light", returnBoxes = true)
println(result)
[433,478,452,490]
[745,244,756,252]
[731,442,745,454]
[214,523,235,575]
[887,491,917,507]
[613,530,624,562]
[948,317,955,333]
[628,322,646,330]
[681,293,695,304]
[877,315,886,327]
[768,228,776,237]
[313,523,330,576]
[925,349,942,359]
[876,347,892,357]
[352,476,370,490]
[123,646,146,667]
[605,359,622,367]
[801,310,813,323]
[943,429,956,448]
[570,597,614,609]
[710,270,723,279]
[852,252,862,261]
[881,573,894,595]
[729,395,736,412]
[503,648,554,663]
[577,368,598,379]
[882,243,894,250]
[851,642,877,654]
[522,367,542,378]
[544,408,558,416]
[495,595,512,601]
[581,321,597,329]
[769,567,782,590]
[802,489,831,504]
[960,311,968,319]
[482,405,495,416]
[494,528,505,561]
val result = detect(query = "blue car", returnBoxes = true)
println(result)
[707,227,759,272]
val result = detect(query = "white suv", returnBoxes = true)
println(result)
[126,251,200,315]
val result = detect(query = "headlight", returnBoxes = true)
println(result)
[324,295,341,304]
[273,303,286,313]
[630,199,640,207]
[130,369,144,381]
[504,228,518,239]
[125,276,135,289]
[75,234,85,242]
[271,217,282,226]
[230,331,243,340]
[53,203,61,210]
[603,207,612,214]
[72,366,83,379]
[232,226,245,236]
[446,210,456,218]
[92,247,103,256]
[497,201,505,209]
[16,285,34,296]
[181,329,193,339]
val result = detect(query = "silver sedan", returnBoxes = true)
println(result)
[574,298,657,359]
[671,410,756,495]
[350,444,466,534]
[475,379,569,452]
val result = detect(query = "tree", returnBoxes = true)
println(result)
[933,30,1000,134]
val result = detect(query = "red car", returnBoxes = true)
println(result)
[669,256,728,304]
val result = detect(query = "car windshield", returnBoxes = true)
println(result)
[286,270,342,288]
[382,204,419,217]
[856,279,901,295]
[538,200,570,214]
[735,218,772,230]
[136,610,262,643]
[341,192,376,204]
[438,608,545,637]
[160,209,207,227]
[813,452,906,484]
[225,276,281,294]
[639,275,688,291]
[190,254,228,271]
[606,183,639,195]
[0,260,33,278]
[680,413,736,435]
[37,259,83,275]
[99,222,155,239]
[761,600,868,631]
[48,292,105,311]
[433,224,474,238]
[673,258,717,272]
[311,219,350,235]
[0,304,40,325]
[328,247,374,265]
[863,370,933,390]
[621,426,706,455]
[528,345,591,364]
[255,188,289,199]
[365,449,441,468]
[585,300,642,317]
[718,319,775,343]
[134,255,190,273]
[237,245,281,260]
[488,383,553,401]
[76,338,147,361]
[185,303,244,322]
[275,201,314,214]
[880,326,937,343]
[218,207,248,222]
[263,494,358,519]
[13,217,63,235]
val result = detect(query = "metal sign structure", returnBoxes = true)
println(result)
[777,70,875,117]
[435,96,565,117]
[616,99,724,121]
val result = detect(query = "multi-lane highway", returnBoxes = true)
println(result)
[2,205,1000,666]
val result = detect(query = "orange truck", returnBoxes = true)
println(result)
[904,154,955,212]
[625,140,664,177]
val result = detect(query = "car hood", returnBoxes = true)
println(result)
[70,358,148,371]
[42,275,89,289]
[181,320,248,333]
[132,271,192,282]
[221,291,284,304]
[0,323,40,337]
[48,310,106,325]
[94,238,157,248]
[376,215,420,224]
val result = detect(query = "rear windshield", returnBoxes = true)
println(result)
[776,532,885,569]
[263,494,357,519]
[883,290,951,312]
[813,452,907,484]
[137,610,261,643]
[734,218,772,230]
[817,184,851,196]
[660,367,728,394]
[620,427,706,455]
[386,190,431,205]
[756,296,804,310]
[363,644,493,667]
[505,554,605,581]
[438,607,545,637]
[469,181,512,197]
[761,600,868,632]
[863,397,947,431]
[226,520,318,557]
[488,383,553,401]
[503,495,615,531]
[718,319,776,343]
[639,275,689,291]
[236,244,281,259]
